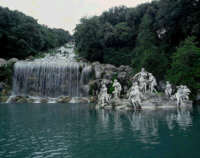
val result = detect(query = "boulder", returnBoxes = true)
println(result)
[89,79,112,96]
[0,58,7,67]
[92,62,104,79]
[117,71,127,81]
[7,58,18,65]
[10,96,28,103]
[118,65,133,74]
[76,97,89,103]
[110,98,131,108]
[103,71,116,80]
[70,97,89,103]
[89,96,97,103]
[40,98,48,103]
[27,56,34,60]
[57,96,72,103]
[0,96,9,102]
[103,64,118,72]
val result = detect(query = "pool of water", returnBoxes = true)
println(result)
[0,103,200,158]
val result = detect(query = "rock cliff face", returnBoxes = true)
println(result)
[89,62,133,97]
[0,57,199,105]
[0,58,18,102]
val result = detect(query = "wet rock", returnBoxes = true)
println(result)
[117,65,133,74]
[103,64,118,72]
[101,64,118,80]
[10,96,28,103]
[89,79,112,96]
[40,98,48,103]
[92,62,104,79]
[0,96,9,102]
[27,98,35,103]
[57,96,72,103]
[117,71,127,81]
[103,71,116,80]
[117,65,133,81]
[89,96,97,103]
[110,98,131,108]
[140,92,193,109]
[76,97,89,103]
[27,56,34,60]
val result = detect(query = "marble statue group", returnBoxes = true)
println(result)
[97,68,192,109]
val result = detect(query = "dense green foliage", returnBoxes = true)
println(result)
[0,6,72,59]
[74,0,200,95]
[167,37,200,97]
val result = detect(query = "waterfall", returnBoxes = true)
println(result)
[10,45,93,99]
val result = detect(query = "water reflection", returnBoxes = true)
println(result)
[0,104,198,158]
[95,107,193,145]
[166,108,192,130]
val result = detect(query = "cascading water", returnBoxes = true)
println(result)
[8,44,93,102]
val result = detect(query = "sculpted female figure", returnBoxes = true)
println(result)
[175,85,191,106]
[165,81,172,97]
[113,79,122,97]
[98,84,110,107]
[133,68,149,93]
[149,73,157,93]
[129,82,142,109]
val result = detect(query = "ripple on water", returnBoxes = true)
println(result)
[0,104,199,158]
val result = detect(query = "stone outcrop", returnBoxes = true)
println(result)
[98,92,193,110]
[57,96,72,103]
[90,62,133,96]
[95,68,193,111]
[7,58,18,65]
[0,58,7,67]
[9,96,30,103]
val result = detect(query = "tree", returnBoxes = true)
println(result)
[0,6,72,59]
[167,36,200,97]
[74,0,200,85]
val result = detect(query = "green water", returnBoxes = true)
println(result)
[0,103,200,158]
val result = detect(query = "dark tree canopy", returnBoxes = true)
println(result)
[0,6,72,59]
[74,0,200,94]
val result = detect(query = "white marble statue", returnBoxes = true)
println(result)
[98,84,110,108]
[112,87,118,99]
[165,81,172,97]
[128,82,142,109]
[133,68,150,93]
[133,68,149,80]
[182,85,191,101]
[113,79,122,97]
[139,75,147,93]
[149,73,157,93]
[175,85,191,106]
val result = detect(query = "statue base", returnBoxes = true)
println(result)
[96,92,193,110]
